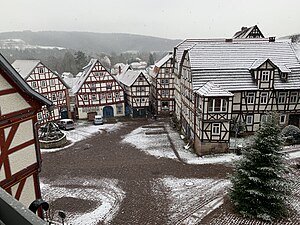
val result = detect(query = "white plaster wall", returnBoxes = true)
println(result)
[11,175,36,208]
[0,93,31,115]
[0,74,12,90]
[6,120,34,149]
[9,144,37,175]
[0,166,5,181]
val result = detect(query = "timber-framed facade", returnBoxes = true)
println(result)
[0,53,52,210]
[150,52,175,115]
[12,60,70,121]
[174,38,300,155]
[72,59,125,119]
[117,69,150,117]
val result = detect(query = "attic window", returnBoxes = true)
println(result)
[39,68,44,74]
[261,71,270,82]
[281,73,288,81]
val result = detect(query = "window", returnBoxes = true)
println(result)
[246,115,253,125]
[162,90,169,96]
[90,83,96,91]
[161,79,169,85]
[41,80,46,88]
[208,98,227,112]
[246,92,255,104]
[100,93,106,100]
[138,77,144,82]
[162,101,169,110]
[31,81,37,89]
[115,92,120,98]
[52,93,57,101]
[117,104,123,114]
[261,71,270,82]
[92,94,97,101]
[136,98,140,102]
[281,73,288,80]
[165,68,169,74]
[39,67,44,74]
[37,113,43,120]
[141,98,146,102]
[59,92,63,100]
[83,94,88,101]
[107,93,112,99]
[290,92,298,103]
[50,79,55,86]
[106,83,112,89]
[260,92,268,104]
[278,92,286,104]
[280,114,286,124]
[212,123,220,135]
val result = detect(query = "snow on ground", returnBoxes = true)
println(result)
[154,177,229,225]
[122,122,240,164]
[41,121,123,153]
[40,178,125,225]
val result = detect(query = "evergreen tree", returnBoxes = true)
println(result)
[75,51,88,71]
[148,53,155,65]
[230,112,290,221]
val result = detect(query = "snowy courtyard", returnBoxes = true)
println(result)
[39,119,300,225]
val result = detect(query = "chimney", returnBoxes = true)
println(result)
[241,26,248,31]
[118,65,122,75]
[269,37,276,42]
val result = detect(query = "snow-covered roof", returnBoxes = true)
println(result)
[196,81,233,97]
[117,69,147,87]
[72,59,99,94]
[0,54,52,106]
[249,58,291,73]
[187,41,300,91]
[155,52,173,68]
[12,60,40,79]
[233,25,264,39]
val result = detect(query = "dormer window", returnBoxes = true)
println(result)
[208,98,227,112]
[281,72,288,81]
[261,71,270,82]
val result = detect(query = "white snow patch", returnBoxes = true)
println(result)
[41,122,123,153]
[155,177,229,225]
[122,123,240,164]
[41,178,125,225]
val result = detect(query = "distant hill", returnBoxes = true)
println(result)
[279,33,300,43]
[0,31,181,54]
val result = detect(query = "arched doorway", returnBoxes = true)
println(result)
[103,106,114,118]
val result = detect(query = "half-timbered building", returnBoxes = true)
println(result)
[12,60,70,121]
[150,52,175,115]
[175,38,300,155]
[117,69,150,117]
[72,59,125,119]
[0,54,52,209]
[233,25,265,39]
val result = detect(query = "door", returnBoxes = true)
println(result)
[103,106,114,118]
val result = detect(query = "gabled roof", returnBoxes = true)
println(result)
[233,25,264,39]
[155,52,173,68]
[249,58,291,73]
[186,41,300,91]
[72,58,99,94]
[12,59,70,89]
[0,54,52,106]
[117,69,147,87]
[12,60,40,79]
[196,81,233,97]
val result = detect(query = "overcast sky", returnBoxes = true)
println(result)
[1,0,299,39]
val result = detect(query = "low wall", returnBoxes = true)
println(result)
[39,134,67,149]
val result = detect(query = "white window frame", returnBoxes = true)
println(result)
[260,92,268,104]
[52,93,57,101]
[59,92,63,100]
[246,92,255,104]
[107,93,112,99]
[280,114,286,124]
[261,71,270,82]
[50,79,55,86]
[41,80,46,88]
[208,98,227,112]
[212,123,220,135]
[246,115,253,125]
[290,92,298,104]
[31,81,37,89]
[278,92,286,104]
[38,67,44,74]
[115,92,120,98]
[100,93,106,100]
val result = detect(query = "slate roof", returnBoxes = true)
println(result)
[233,25,264,39]
[0,54,52,106]
[196,81,233,97]
[186,41,300,92]
[155,52,173,68]
[117,69,147,87]
[12,60,40,79]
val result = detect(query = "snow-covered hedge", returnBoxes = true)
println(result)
[281,125,300,145]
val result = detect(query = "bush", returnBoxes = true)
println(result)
[281,125,300,145]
